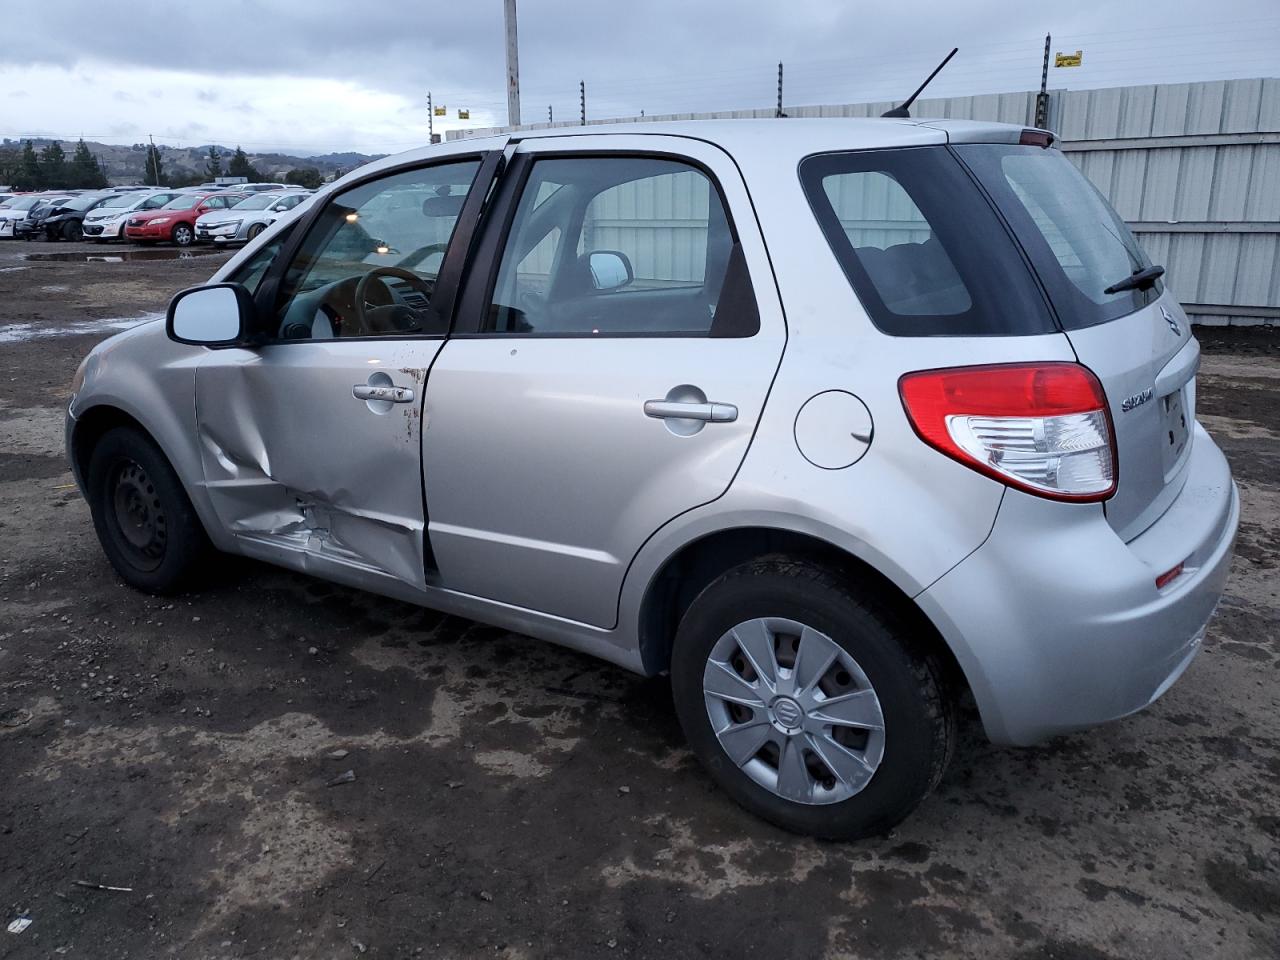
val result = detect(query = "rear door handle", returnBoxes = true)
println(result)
[353,384,415,403]
[643,400,738,423]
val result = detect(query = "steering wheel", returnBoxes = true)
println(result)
[396,241,449,270]
[353,266,436,334]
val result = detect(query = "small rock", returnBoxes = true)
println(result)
[607,938,618,949]
[329,749,350,760]
[326,770,357,787]
[477,890,493,903]
[446,780,463,790]
[618,786,630,795]
[309,647,319,656]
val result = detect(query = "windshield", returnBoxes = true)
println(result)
[10,197,42,211]
[99,194,137,208]
[954,144,1158,328]
[162,195,203,210]
[66,195,106,211]
[232,194,278,210]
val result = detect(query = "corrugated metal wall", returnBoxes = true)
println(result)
[454,78,1280,326]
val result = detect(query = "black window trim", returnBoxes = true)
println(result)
[248,148,504,345]
[450,147,759,340]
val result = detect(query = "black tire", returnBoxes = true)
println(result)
[63,220,83,242]
[246,222,265,240]
[171,223,194,247]
[86,426,212,593]
[671,558,956,840]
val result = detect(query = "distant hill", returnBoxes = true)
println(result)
[0,137,388,185]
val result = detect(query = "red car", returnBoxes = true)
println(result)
[123,192,245,246]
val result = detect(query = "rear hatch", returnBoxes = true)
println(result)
[954,141,1196,541]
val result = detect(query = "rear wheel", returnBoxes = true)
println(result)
[87,426,212,593]
[171,223,194,247]
[671,558,955,840]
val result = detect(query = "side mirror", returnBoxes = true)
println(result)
[587,250,634,291]
[166,283,255,347]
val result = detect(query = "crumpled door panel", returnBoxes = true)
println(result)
[194,341,441,589]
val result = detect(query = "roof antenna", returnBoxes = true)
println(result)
[881,47,958,118]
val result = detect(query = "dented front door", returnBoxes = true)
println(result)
[194,341,439,588]
[190,153,494,590]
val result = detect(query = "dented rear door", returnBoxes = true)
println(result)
[192,150,500,590]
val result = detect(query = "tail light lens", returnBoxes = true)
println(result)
[899,363,1116,502]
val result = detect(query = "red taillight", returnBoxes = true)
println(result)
[1019,129,1055,148]
[899,363,1117,502]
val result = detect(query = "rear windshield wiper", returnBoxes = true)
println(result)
[1104,264,1165,295]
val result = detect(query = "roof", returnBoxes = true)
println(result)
[332,117,1032,191]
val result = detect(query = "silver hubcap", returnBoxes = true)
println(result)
[702,617,885,805]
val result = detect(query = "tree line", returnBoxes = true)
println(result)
[0,139,109,190]
[1,138,327,191]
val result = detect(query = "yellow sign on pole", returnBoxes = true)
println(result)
[458,109,470,119]
[1054,50,1083,67]
[433,106,447,116]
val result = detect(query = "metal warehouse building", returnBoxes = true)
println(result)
[457,78,1280,328]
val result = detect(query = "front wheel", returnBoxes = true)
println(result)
[86,426,212,593]
[63,221,83,242]
[171,223,194,247]
[246,222,265,241]
[671,559,956,840]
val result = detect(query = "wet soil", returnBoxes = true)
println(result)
[1,242,1278,959]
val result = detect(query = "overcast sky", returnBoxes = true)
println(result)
[3,0,1277,156]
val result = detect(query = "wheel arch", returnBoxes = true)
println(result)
[636,525,970,699]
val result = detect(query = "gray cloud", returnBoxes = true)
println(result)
[2,0,1276,152]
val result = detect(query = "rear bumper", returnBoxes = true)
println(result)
[918,422,1238,745]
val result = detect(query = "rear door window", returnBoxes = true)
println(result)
[800,147,1054,337]
[954,144,1158,329]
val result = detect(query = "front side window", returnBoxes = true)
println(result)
[801,147,1055,337]
[271,158,481,340]
[487,155,757,337]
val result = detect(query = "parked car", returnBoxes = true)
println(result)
[236,182,290,193]
[13,194,78,239]
[0,194,69,238]
[83,190,190,241]
[123,192,246,246]
[33,192,127,241]
[195,190,310,245]
[66,121,1239,839]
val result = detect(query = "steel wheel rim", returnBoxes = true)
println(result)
[702,617,885,805]
[109,459,167,570]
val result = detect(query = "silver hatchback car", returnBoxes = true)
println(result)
[66,120,1238,839]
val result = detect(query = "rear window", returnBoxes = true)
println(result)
[954,144,1158,329]
[800,147,1055,337]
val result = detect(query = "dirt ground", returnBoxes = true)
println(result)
[1,241,1277,960]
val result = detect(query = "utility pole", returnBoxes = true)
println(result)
[776,62,786,118]
[1035,33,1051,129]
[504,0,521,127]
[427,91,434,142]
[579,81,586,125]
[148,133,158,186]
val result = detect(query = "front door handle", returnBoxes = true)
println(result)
[643,399,738,423]
[353,384,415,404]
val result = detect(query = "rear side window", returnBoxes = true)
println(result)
[954,144,1158,329]
[801,147,1054,336]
